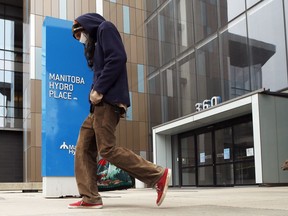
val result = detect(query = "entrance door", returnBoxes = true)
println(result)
[197,132,214,186]
[214,127,234,186]
[180,135,196,186]
[178,115,254,187]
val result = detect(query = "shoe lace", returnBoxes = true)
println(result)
[155,185,160,192]
[155,183,163,192]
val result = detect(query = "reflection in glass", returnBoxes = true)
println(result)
[235,161,255,184]
[246,0,261,9]
[198,166,213,185]
[181,136,195,168]
[216,164,234,185]
[145,0,159,17]
[247,0,287,91]
[218,0,245,25]
[182,168,196,186]
[194,0,218,42]
[162,64,178,121]
[0,19,4,49]
[179,53,197,115]
[5,20,14,51]
[123,6,130,34]
[0,5,23,129]
[159,1,176,65]
[146,16,160,72]
[180,132,196,186]
[215,127,233,163]
[234,121,254,161]
[175,0,194,53]
[148,74,162,126]
[196,37,221,101]
[197,132,212,165]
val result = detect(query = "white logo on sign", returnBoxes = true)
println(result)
[60,141,76,155]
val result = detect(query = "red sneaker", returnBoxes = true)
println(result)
[68,200,103,209]
[155,168,171,206]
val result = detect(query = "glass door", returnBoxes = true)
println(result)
[214,127,234,186]
[233,121,255,184]
[180,135,196,186]
[177,115,255,187]
[197,132,214,186]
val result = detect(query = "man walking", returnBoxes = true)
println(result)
[68,13,171,209]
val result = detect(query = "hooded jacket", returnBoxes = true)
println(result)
[75,13,130,107]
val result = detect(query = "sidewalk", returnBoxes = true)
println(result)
[1,186,288,216]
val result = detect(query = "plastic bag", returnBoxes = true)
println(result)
[97,159,134,191]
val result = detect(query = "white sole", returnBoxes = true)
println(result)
[68,205,103,209]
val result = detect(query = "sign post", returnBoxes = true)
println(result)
[42,17,91,197]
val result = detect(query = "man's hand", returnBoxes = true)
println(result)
[90,90,103,104]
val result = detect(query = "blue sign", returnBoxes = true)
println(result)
[42,17,92,177]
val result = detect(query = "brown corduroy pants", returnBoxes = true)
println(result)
[75,102,164,204]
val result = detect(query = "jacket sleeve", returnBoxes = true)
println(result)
[92,24,127,95]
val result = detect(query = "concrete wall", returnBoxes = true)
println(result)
[258,94,288,183]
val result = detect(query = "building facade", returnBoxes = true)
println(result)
[1,0,288,188]
[146,0,288,187]
[0,0,24,182]
[0,0,149,183]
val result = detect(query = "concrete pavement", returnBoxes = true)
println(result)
[1,186,288,216]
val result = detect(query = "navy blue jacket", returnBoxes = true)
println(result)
[75,13,130,107]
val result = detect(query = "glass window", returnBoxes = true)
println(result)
[126,92,132,121]
[218,0,245,26]
[175,0,195,53]
[246,0,261,9]
[0,2,23,129]
[146,16,160,72]
[159,1,176,65]
[0,19,4,49]
[123,6,130,34]
[59,0,67,20]
[193,0,218,42]
[145,0,158,18]
[178,53,197,115]
[5,19,14,51]
[247,0,287,91]
[219,16,255,101]
[284,0,288,65]
[0,71,4,117]
[137,64,144,93]
[196,37,221,101]
[148,74,162,126]
[162,64,178,121]
[13,72,23,109]
[145,0,166,17]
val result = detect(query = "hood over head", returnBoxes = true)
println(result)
[74,13,106,41]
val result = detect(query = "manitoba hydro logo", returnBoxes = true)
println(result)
[59,141,76,155]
